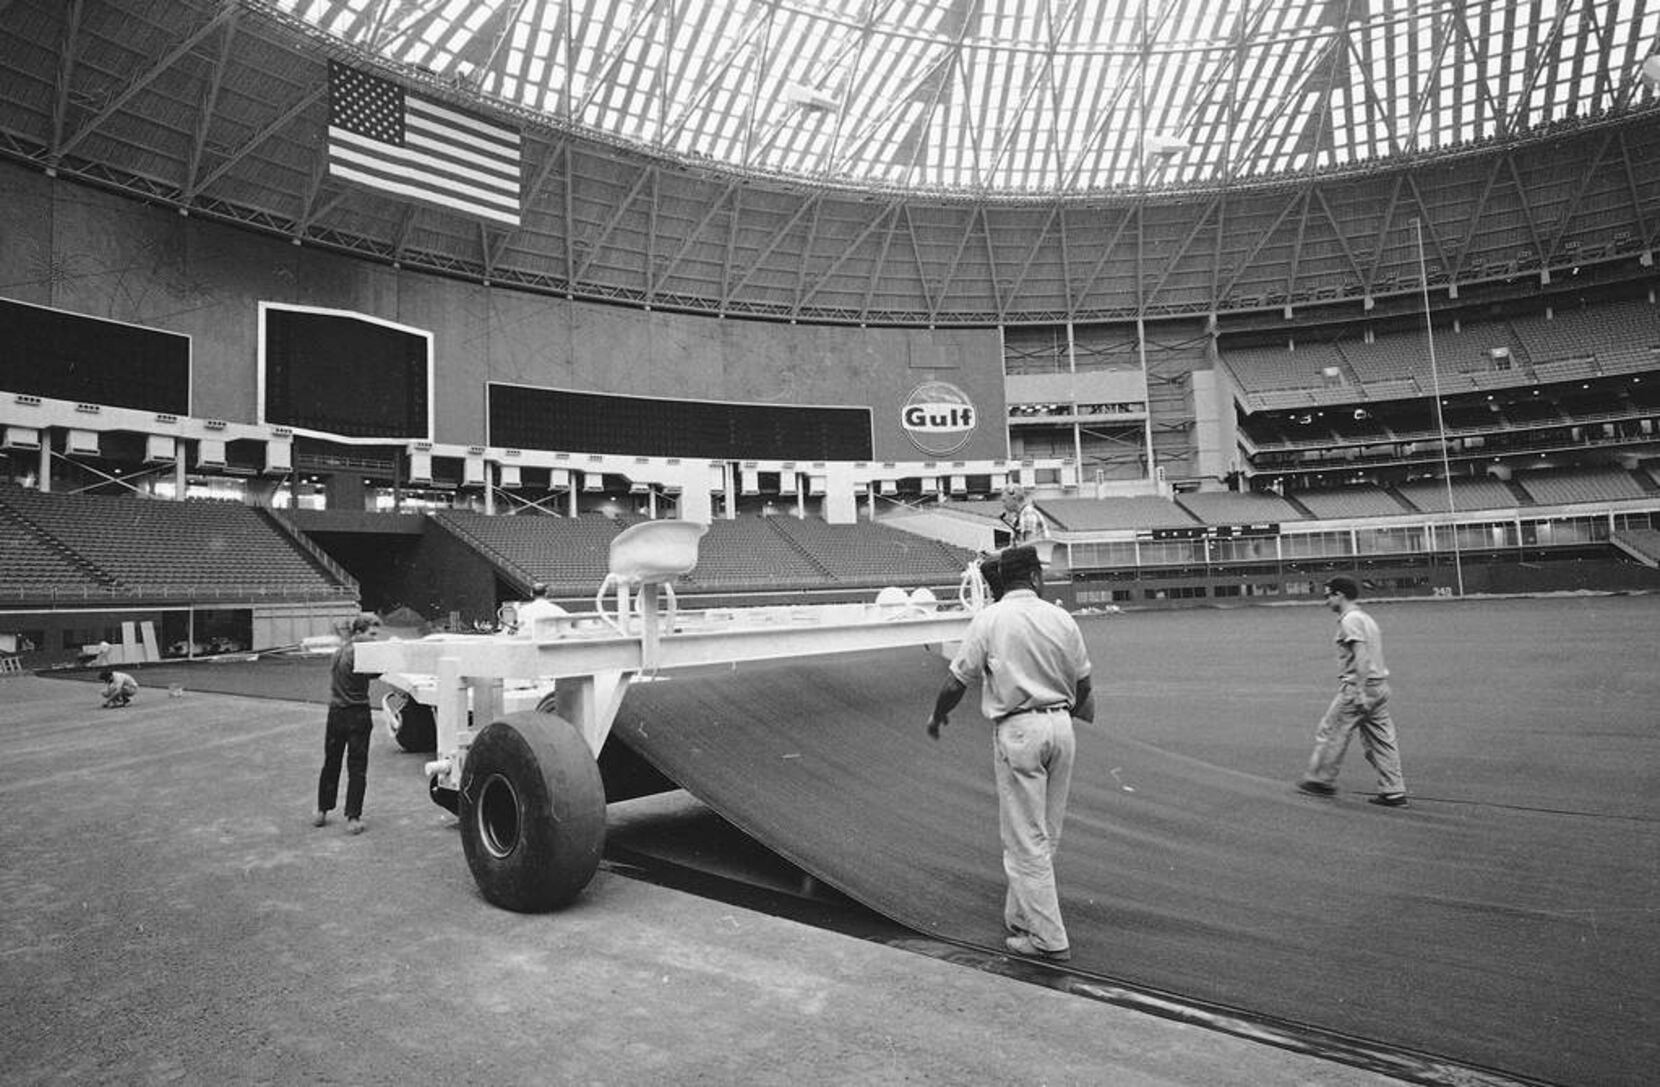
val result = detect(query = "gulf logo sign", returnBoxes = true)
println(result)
[901,381,976,456]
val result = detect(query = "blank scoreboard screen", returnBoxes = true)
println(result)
[262,305,430,439]
[0,298,190,414]
[488,384,873,461]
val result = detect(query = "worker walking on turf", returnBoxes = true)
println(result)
[313,613,382,834]
[1297,576,1408,807]
[926,544,1094,963]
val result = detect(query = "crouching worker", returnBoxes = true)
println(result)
[99,669,139,708]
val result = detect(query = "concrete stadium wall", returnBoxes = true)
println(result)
[0,599,360,669]
[1068,549,1660,610]
[0,163,1008,463]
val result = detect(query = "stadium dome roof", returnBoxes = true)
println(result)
[272,0,1660,195]
[6,0,1660,325]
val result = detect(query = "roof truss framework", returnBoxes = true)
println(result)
[263,0,1660,194]
[3,0,1660,326]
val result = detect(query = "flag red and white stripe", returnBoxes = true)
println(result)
[327,61,522,228]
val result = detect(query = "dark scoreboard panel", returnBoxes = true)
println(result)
[488,384,873,461]
[0,298,190,414]
[263,306,429,439]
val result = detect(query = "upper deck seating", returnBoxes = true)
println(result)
[1223,341,1348,394]
[1512,298,1660,372]
[1338,337,1429,386]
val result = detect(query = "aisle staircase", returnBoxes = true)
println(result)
[1609,528,1660,568]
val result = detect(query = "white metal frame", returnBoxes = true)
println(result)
[353,520,983,794]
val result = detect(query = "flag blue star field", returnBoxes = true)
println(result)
[327,61,522,228]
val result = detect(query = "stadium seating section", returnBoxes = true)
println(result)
[0,484,348,600]
[1224,297,1660,402]
[1173,490,1306,524]
[1394,476,1519,512]
[435,509,974,596]
[1223,341,1347,394]
[1290,485,1411,520]
[1040,496,1200,532]
[435,509,631,596]
[1514,467,1648,505]
[0,508,104,596]
[7,467,1652,609]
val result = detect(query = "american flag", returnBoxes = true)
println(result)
[328,61,522,229]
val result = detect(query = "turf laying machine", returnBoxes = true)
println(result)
[355,519,986,912]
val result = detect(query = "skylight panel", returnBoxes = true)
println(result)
[279,0,1658,194]
[417,21,445,51]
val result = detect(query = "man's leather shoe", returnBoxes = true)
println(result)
[1005,935,1071,963]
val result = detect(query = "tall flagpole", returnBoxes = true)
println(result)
[1413,217,1465,596]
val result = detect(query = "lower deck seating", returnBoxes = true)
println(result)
[435,509,630,593]
[1175,490,1307,525]
[681,517,825,589]
[766,515,971,587]
[1039,497,1200,531]
[1394,477,1517,512]
[1514,467,1647,505]
[1293,486,1410,520]
[0,484,344,597]
[437,510,973,594]
[0,513,104,595]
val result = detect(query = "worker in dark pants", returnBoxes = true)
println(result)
[313,614,382,834]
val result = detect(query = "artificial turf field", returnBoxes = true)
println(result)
[39,593,1659,1085]
[616,593,1659,1087]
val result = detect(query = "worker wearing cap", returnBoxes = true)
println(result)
[1297,575,1409,807]
[925,544,1094,963]
[998,485,1050,546]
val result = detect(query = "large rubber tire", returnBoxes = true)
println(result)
[389,697,437,753]
[534,689,677,802]
[459,712,606,912]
